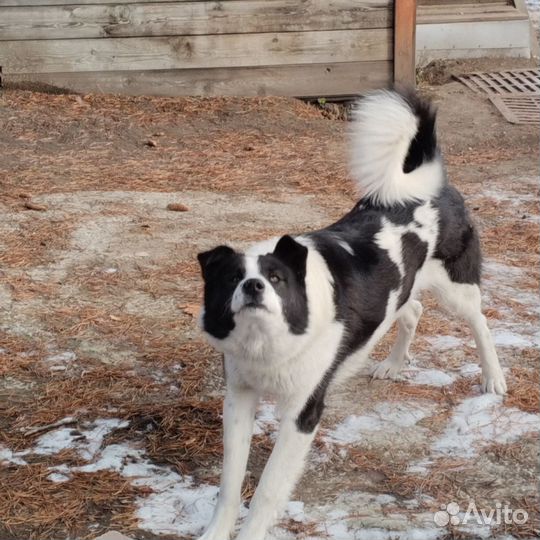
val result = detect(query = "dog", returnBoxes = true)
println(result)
[196,90,507,540]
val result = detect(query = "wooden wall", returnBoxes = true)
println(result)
[0,0,394,97]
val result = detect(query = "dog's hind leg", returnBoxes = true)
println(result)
[372,299,423,380]
[428,263,507,395]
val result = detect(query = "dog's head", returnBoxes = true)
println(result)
[197,235,309,346]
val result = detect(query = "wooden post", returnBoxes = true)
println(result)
[394,0,417,88]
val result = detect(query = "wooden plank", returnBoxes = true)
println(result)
[1,0,217,5]
[0,1,392,41]
[0,0,389,6]
[417,2,527,23]
[394,0,417,87]
[0,29,392,74]
[4,61,393,97]
[417,46,530,66]
[419,2,515,12]
[418,10,527,24]
[418,0,509,5]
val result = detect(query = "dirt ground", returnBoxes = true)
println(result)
[0,58,538,540]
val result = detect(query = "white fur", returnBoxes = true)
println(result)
[350,91,444,206]
[372,299,423,380]
[337,239,354,255]
[200,238,345,540]
[418,260,507,394]
[231,256,282,316]
[375,217,406,277]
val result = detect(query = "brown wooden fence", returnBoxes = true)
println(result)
[0,0,415,97]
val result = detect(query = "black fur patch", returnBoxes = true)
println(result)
[401,90,438,174]
[296,207,402,433]
[433,186,482,284]
[352,197,420,226]
[296,384,326,434]
[398,232,428,307]
[258,236,309,335]
[197,246,244,339]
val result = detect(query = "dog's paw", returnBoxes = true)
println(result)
[481,369,507,395]
[371,357,404,380]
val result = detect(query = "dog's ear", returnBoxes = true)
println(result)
[273,235,308,281]
[197,245,236,280]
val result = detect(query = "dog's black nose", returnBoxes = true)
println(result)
[243,278,265,296]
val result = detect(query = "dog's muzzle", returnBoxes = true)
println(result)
[242,278,265,307]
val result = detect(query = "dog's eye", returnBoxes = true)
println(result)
[269,273,280,284]
[231,273,242,284]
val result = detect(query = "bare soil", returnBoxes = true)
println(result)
[0,58,538,540]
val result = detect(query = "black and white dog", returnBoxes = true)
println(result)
[196,90,507,540]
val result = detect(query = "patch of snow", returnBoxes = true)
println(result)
[491,330,535,349]
[350,528,443,540]
[36,435,223,538]
[483,261,526,278]
[325,403,430,444]
[483,261,540,316]
[136,477,219,537]
[284,500,306,523]
[454,520,493,539]
[32,418,128,459]
[410,369,455,387]
[425,335,464,350]
[0,445,27,466]
[75,443,138,473]
[459,363,481,377]
[47,463,71,483]
[375,494,396,505]
[432,394,540,458]
[319,509,351,539]
[44,351,76,364]
[33,427,80,455]
[48,472,70,483]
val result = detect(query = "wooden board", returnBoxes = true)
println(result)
[0,28,392,74]
[418,0,509,5]
[0,1,392,41]
[394,0,416,87]
[1,0,243,5]
[5,60,392,97]
[417,20,530,51]
[1,0,389,6]
[418,2,527,24]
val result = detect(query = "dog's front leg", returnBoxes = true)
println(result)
[235,415,318,540]
[198,385,259,540]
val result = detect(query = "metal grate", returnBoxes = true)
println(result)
[489,95,540,125]
[456,69,540,125]
[456,69,540,95]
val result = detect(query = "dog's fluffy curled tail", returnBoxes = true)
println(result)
[350,89,444,207]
